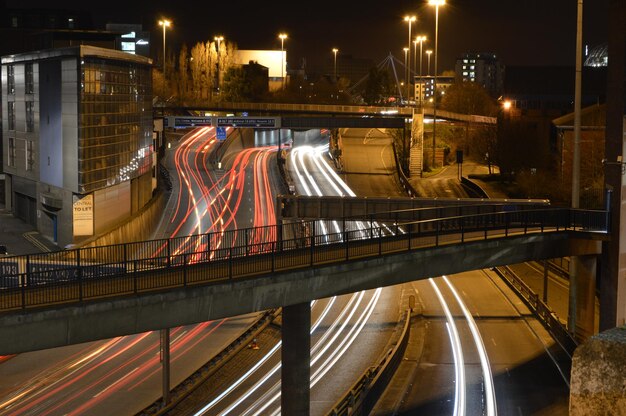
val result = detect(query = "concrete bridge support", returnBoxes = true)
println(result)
[569,255,598,341]
[281,302,311,416]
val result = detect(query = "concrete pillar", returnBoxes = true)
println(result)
[281,302,310,416]
[161,328,170,406]
[601,0,626,330]
[569,255,597,341]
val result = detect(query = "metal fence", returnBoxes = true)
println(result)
[0,207,608,313]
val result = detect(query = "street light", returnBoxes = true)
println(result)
[426,49,433,75]
[404,15,416,102]
[278,33,288,90]
[403,47,409,103]
[415,35,427,106]
[332,48,339,82]
[214,36,224,92]
[428,0,445,168]
[158,19,171,74]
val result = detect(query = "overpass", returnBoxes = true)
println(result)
[0,201,607,355]
[161,101,496,125]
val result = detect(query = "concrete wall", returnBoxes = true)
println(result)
[570,325,626,415]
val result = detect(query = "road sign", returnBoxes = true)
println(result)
[168,117,213,129]
[216,127,227,141]
[215,117,280,128]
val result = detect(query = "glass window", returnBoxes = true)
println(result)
[7,101,15,131]
[26,141,34,171]
[8,138,15,167]
[26,102,35,132]
[7,65,15,94]
[11,16,18,27]
[25,63,34,94]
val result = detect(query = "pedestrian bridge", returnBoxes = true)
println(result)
[0,202,608,354]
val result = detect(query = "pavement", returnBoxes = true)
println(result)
[0,205,59,256]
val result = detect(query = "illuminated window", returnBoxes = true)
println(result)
[25,63,34,94]
[121,42,136,53]
[7,101,15,130]
[7,65,15,94]
[26,140,34,171]
[25,102,34,132]
[8,137,15,167]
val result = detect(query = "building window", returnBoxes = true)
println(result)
[68,18,75,29]
[25,63,34,94]
[7,65,15,94]
[26,102,35,132]
[11,16,18,27]
[26,141,34,171]
[8,138,16,167]
[7,101,15,131]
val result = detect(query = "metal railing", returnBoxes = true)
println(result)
[0,207,608,313]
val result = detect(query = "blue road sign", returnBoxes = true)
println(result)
[216,127,227,141]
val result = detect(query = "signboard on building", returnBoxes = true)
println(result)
[73,194,94,236]
[215,117,280,128]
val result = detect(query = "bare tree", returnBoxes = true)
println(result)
[177,44,190,101]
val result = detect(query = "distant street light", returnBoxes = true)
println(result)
[279,33,288,90]
[158,19,171,74]
[214,36,224,91]
[332,48,339,81]
[404,15,416,102]
[403,47,409,103]
[428,0,445,168]
[416,36,427,106]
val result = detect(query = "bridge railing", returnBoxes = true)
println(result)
[0,207,607,312]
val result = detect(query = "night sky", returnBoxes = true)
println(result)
[7,0,611,72]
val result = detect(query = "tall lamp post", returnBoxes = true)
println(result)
[416,35,426,106]
[332,48,339,82]
[278,33,288,90]
[428,0,445,168]
[426,49,433,75]
[404,15,416,103]
[214,35,224,92]
[403,47,409,103]
[158,19,171,74]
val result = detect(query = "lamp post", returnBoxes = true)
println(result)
[416,36,426,106]
[158,19,171,74]
[278,33,288,90]
[332,48,339,82]
[426,49,433,75]
[403,47,409,103]
[404,15,416,102]
[428,0,445,168]
[214,35,224,92]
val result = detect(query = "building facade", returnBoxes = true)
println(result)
[415,75,455,104]
[454,52,504,97]
[1,46,154,247]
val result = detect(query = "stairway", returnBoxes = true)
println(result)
[409,143,423,178]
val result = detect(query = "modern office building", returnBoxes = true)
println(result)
[1,45,154,247]
[454,52,504,97]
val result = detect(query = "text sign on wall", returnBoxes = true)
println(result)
[215,117,280,128]
[73,194,94,236]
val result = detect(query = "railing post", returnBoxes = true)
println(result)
[229,246,233,279]
[183,253,187,286]
[311,222,315,266]
[77,248,83,302]
[166,238,171,268]
[505,213,509,237]
[245,228,249,256]
[370,215,374,239]
[345,225,349,261]
[123,244,128,273]
[272,241,275,273]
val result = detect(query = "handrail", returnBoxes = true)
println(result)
[0,207,608,313]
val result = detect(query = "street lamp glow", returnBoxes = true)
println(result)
[158,19,171,74]
[278,33,288,90]
[428,0,445,168]
[503,100,512,110]
[332,48,339,81]
[415,36,427,105]
[404,15,417,103]
[426,50,433,75]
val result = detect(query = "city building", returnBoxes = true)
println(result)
[454,52,504,97]
[235,50,285,91]
[415,74,455,104]
[1,45,154,247]
[105,24,151,58]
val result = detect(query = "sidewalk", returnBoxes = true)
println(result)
[0,206,58,255]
